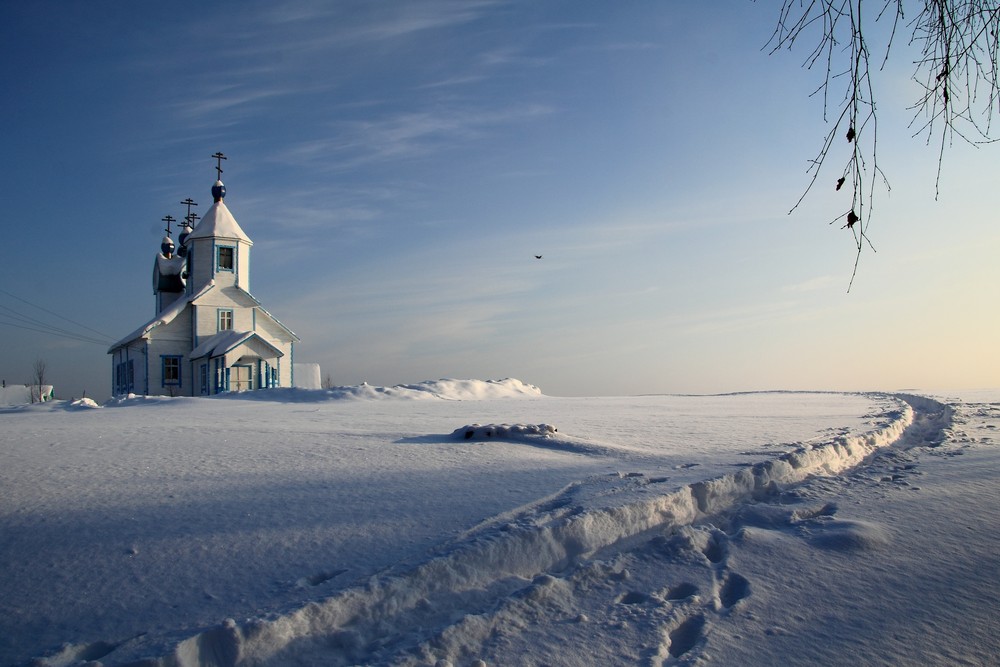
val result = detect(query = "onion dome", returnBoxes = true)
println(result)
[160,236,175,256]
[177,220,193,257]
[186,180,252,245]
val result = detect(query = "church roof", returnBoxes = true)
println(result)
[108,282,216,352]
[185,184,252,245]
[109,280,299,355]
[189,330,284,360]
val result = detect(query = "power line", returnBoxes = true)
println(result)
[0,288,116,346]
[0,317,113,347]
[0,303,107,344]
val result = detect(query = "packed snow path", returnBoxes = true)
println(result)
[4,384,998,666]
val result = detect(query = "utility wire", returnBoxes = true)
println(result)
[0,288,116,346]
[0,317,113,346]
[0,303,110,344]
[0,288,115,339]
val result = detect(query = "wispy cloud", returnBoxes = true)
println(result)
[781,275,839,293]
[143,1,515,129]
[274,103,555,169]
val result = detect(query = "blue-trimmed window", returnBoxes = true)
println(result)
[162,355,182,387]
[217,245,235,272]
[218,308,234,331]
[115,360,135,394]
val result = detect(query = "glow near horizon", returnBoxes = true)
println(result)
[0,1,997,400]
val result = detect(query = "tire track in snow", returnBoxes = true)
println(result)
[81,394,927,667]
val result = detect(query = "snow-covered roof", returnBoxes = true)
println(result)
[108,282,216,352]
[189,329,283,360]
[153,254,186,292]
[185,198,252,245]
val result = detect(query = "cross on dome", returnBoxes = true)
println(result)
[210,152,228,202]
[181,198,198,219]
[211,152,227,180]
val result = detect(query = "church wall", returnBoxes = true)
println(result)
[185,242,212,295]
[253,312,296,344]
[191,295,246,338]
[237,243,250,292]
[111,343,146,396]
[145,312,195,397]
[186,238,249,293]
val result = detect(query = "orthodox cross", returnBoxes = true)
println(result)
[181,198,198,227]
[211,152,227,180]
[161,215,176,235]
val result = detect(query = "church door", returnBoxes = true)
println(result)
[231,365,252,392]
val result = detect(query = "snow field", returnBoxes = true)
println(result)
[128,394,914,666]
[6,383,991,667]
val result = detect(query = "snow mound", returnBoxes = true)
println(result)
[68,397,101,409]
[213,378,545,403]
[101,380,542,405]
[103,393,187,407]
[453,423,558,440]
[354,378,543,400]
[449,423,628,458]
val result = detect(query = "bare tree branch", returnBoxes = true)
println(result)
[766,0,1000,290]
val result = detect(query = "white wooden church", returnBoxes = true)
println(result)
[109,156,300,396]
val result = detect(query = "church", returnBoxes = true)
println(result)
[108,155,300,396]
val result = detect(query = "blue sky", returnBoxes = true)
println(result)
[2,1,997,400]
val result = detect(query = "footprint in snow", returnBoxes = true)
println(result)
[702,532,727,565]
[667,614,706,658]
[666,582,699,601]
[618,590,652,605]
[718,572,751,609]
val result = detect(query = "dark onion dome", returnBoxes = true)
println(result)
[160,235,175,256]
[212,179,226,202]
[178,220,193,244]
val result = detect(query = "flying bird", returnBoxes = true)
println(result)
[534,255,543,259]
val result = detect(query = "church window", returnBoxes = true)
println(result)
[218,308,234,331]
[217,246,234,271]
[115,360,134,394]
[162,356,182,386]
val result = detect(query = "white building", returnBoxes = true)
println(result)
[109,162,300,396]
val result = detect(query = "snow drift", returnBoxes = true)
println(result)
[206,377,544,402]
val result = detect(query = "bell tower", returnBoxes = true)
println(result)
[182,152,254,294]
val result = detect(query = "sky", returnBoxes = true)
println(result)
[1,1,997,401]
